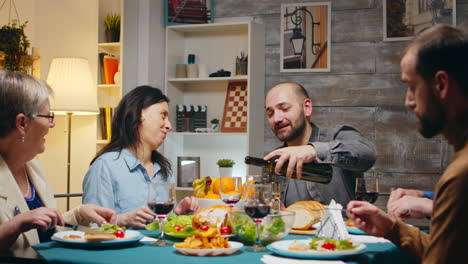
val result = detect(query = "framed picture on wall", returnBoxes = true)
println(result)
[280,2,331,73]
[165,0,214,26]
[383,0,456,41]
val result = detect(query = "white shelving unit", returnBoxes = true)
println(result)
[96,0,123,146]
[164,22,265,188]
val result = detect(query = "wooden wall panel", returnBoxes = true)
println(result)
[215,0,376,17]
[274,74,405,106]
[376,41,407,74]
[332,9,381,42]
[374,106,443,173]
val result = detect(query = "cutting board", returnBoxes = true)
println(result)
[289,228,317,236]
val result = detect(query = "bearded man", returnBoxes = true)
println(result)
[264,82,376,207]
[346,24,468,263]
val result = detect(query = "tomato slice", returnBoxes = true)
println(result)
[199,225,209,231]
[321,242,336,250]
[115,230,125,238]
[220,226,232,235]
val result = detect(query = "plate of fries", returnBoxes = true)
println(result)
[173,227,243,256]
[174,241,243,256]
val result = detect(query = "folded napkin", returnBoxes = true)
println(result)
[140,236,157,242]
[261,255,345,264]
[349,235,391,243]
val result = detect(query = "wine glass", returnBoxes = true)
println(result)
[355,176,379,204]
[147,182,176,246]
[243,183,272,252]
[220,176,242,207]
[271,181,281,213]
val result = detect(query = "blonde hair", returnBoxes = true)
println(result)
[0,70,53,137]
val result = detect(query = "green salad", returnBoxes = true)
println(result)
[310,238,357,251]
[94,223,125,234]
[228,213,286,246]
[146,214,195,237]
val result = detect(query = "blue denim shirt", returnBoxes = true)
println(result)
[82,148,174,214]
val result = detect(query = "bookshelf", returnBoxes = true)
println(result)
[97,0,123,146]
[163,22,265,189]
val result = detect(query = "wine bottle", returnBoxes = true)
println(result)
[244,156,332,184]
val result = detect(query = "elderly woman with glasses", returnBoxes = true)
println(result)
[0,70,116,256]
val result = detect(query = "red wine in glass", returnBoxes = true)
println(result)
[148,202,174,215]
[355,177,379,204]
[220,176,242,207]
[355,191,379,204]
[244,204,271,218]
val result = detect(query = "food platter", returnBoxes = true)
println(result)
[166,231,235,239]
[51,230,143,249]
[174,241,243,256]
[267,239,366,259]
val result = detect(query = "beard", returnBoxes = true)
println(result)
[417,92,446,138]
[418,111,446,138]
[275,115,307,142]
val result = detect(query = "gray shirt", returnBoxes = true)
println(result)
[275,123,376,207]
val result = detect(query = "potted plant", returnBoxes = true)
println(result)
[104,13,121,42]
[217,159,235,178]
[0,20,33,73]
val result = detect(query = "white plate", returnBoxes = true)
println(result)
[174,241,243,256]
[268,239,366,259]
[51,230,143,248]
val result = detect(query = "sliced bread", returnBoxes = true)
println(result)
[286,200,325,230]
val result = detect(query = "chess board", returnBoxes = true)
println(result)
[221,81,248,133]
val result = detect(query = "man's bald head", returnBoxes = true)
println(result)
[268,82,310,104]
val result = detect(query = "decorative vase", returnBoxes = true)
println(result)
[218,167,233,178]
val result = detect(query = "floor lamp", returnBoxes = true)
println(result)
[47,57,99,210]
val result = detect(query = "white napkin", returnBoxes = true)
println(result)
[139,236,157,242]
[316,200,349,240]
[261,255,345,264]
[349,235,391,243]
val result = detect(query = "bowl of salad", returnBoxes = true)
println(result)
[228,211,295,246]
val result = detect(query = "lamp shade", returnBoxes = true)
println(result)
[47,57,99,115]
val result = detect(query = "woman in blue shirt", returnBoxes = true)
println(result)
[83,86,199,228]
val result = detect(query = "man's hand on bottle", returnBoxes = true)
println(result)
[263,145,317,179]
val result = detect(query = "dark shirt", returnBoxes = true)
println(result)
[25,183,54,243]
[276,122,376,207]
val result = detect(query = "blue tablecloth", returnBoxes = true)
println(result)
[33,232,416,264]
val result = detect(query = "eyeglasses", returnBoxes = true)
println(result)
[32,112,55,124]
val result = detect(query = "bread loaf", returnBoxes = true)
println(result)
[192,205,236,230]
[286,200,324,230]
[85,233,117,242]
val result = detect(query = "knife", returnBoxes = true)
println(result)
[63,223,111,235]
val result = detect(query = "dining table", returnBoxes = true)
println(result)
[27,230,417,264]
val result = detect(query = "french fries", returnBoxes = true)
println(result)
[175,227,230,249]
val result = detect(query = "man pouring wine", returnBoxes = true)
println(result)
[263,82,376,207]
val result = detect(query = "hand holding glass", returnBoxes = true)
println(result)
[148,182,175,246]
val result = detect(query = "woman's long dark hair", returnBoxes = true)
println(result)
[91,85,172,180]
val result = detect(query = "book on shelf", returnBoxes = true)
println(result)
[99,106,113,140]
[102,55,119,84]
